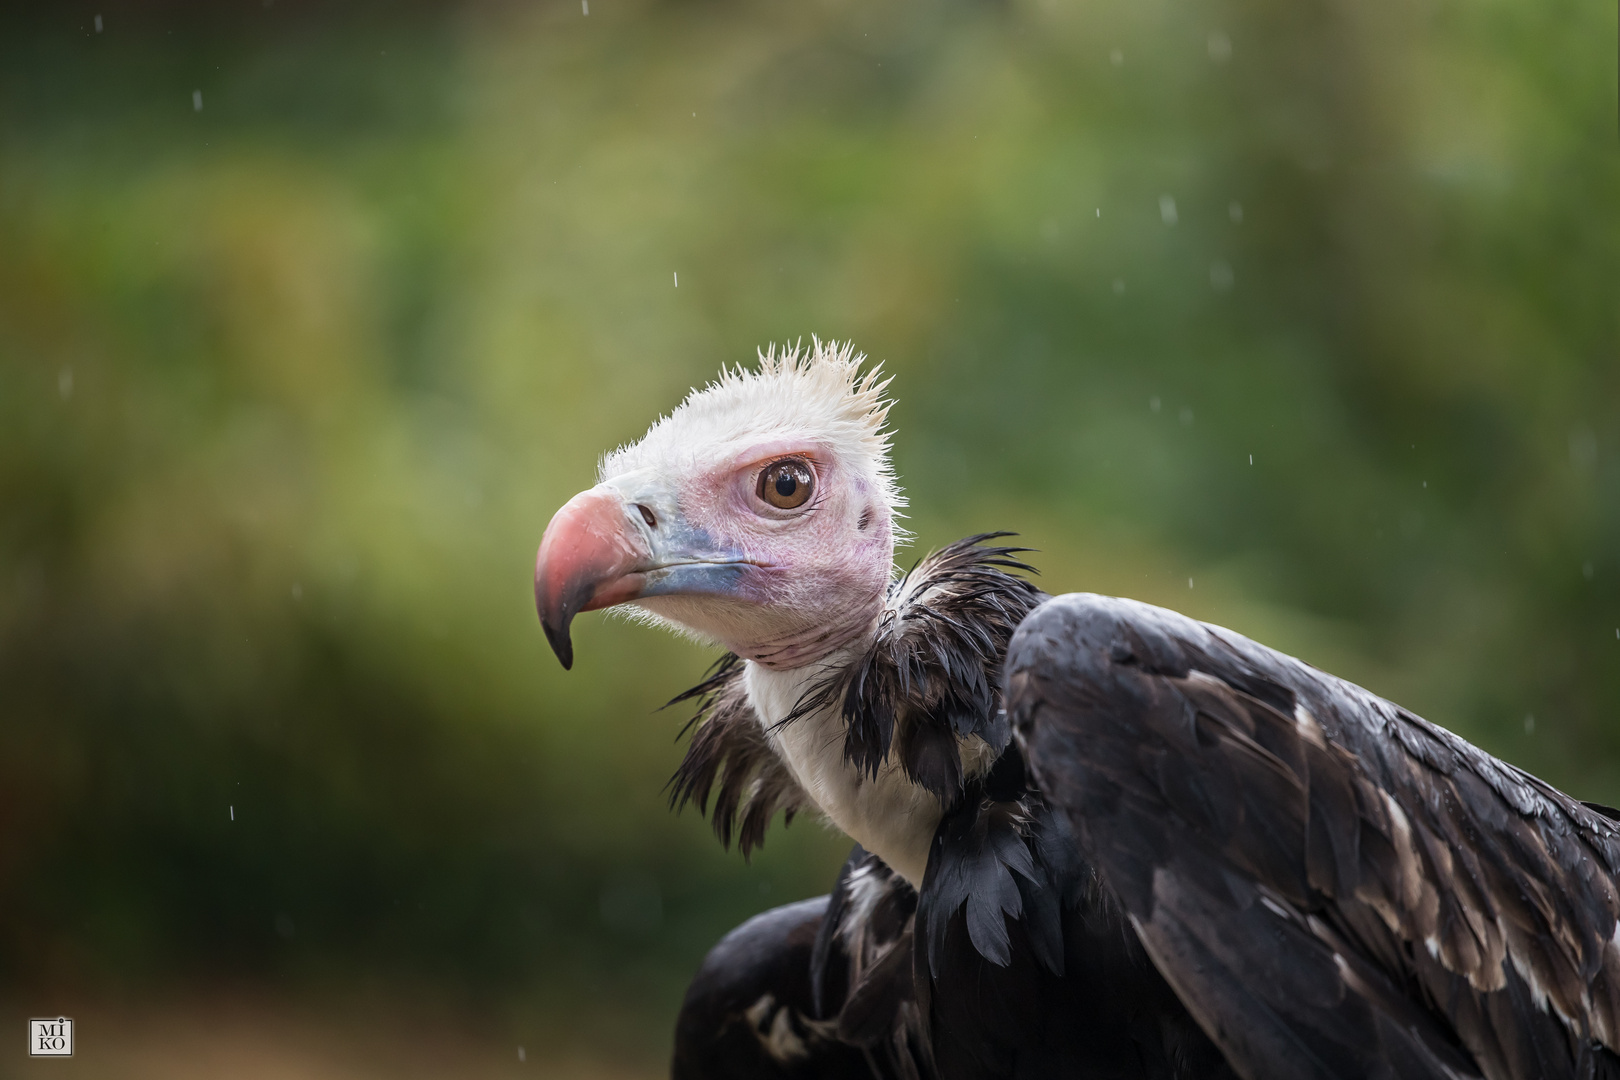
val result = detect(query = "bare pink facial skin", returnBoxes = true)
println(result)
[533,436,895,671]
[638,438,895,668]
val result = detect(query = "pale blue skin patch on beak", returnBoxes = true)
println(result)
[600,470,761,602]
[640,560,756,599]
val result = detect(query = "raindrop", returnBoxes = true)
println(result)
[1422,480,1427,488]
[582,0,589,12]
[58,367,73,399]
[1582,562,1594,581]
[1179,406,1194,426]
[1188,578,1195,589]
[1095,207,1101,217]
[1229,201,1243,223]
[1113,278,1126,295]
[291,583,303,601]
[1110,48,1124,66]
[1207,30,1231,62]
[192,89,203,112]
[1149,395,1161,413]
[673,271,678,287]
[1249,454,1253,465]
[518,1047,527,1063]
[1209,261,1233,291]
[1524,714,1535,734]
[230,805,234,821]
[94,14,103,32]
[1159,195,1178,225]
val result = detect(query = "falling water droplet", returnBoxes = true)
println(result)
[192,89,203,111]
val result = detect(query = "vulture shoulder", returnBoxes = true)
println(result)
[1006,593,1620,1080]
[673,895,861,1080]
[673,847,929,1080]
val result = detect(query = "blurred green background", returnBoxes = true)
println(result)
[1,0,1616,1074]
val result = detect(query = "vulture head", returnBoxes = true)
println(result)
[535,340,902,670]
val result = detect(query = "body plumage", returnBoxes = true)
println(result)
[532,341,1620,1080]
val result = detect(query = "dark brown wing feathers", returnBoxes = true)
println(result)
[1009,593,1620,1080]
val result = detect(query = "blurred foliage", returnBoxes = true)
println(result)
[0,0,1616,1063]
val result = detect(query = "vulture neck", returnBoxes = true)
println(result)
[744,649,942,888]
[669,538,1044,890]
[731,610,878,672]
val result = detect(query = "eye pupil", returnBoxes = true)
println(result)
[758,458,814,509]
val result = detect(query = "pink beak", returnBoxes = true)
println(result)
[534,487,650,669]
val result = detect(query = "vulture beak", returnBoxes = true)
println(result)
[534,474,753,669]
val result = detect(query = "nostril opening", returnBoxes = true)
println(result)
[636,505,657,529]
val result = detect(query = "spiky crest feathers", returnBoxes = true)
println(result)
[598,338,906,520]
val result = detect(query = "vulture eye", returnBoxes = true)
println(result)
[757,458,814,510]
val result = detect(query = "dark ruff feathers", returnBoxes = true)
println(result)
[668,535,1045,853]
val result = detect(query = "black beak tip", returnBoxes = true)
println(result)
[542,618,575,670]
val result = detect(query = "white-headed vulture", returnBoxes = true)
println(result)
[533,340,1620,1080]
